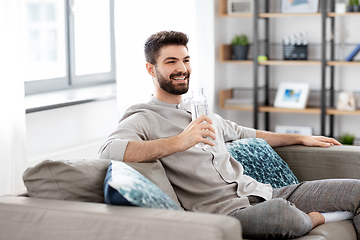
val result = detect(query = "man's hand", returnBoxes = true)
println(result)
[175,114,216,151]
[256,130,342,148]
[301,136,342,148]
[123,115,216,163]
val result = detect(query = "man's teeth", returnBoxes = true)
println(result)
[173,77,186,80]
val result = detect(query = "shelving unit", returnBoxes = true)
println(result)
[219,0,360,136]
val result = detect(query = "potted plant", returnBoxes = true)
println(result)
[231,34,249,60]
[354,0,359,12]
[338,133,355,145]
[348,0,354,12]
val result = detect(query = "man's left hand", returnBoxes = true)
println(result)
[302,136,342,148]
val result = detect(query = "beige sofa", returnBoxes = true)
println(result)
[1,145,360,240]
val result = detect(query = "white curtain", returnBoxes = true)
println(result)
[0,0,27,195]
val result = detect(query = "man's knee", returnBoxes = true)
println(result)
[235,198,313,239]
[268,199,313,238]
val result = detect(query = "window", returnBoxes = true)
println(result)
[22,0,115,95]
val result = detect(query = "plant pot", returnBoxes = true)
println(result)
[353,5,359,12]
[232,45,249,60]
[347,5,354,12]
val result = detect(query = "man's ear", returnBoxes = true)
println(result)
[146,62,156,77]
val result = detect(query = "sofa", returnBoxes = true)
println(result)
[1,145,360,240]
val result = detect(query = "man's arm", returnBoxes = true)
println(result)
[255,130,341,148]
[123,115,216,162]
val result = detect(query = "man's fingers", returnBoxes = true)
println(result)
[193,114,212,125]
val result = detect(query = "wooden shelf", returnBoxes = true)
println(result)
[220,90,360,116]
[327,61,360,66]
[259,13,321,18]
[221,44,360,66]
[327,109,360,115]
[328,12,360,17]
[259,106,321,114]
[259,60,321,66]
[219,45,253,64]
[219,89,320,114]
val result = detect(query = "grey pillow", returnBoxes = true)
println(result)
[23,159,181,206]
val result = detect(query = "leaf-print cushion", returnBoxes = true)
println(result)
[226,138,299,188]
[103,160,183,210]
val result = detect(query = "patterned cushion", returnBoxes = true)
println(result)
[104,160,183,210]
[226,138,299,188]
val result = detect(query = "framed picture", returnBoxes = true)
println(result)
[281,0,319,13]
[227,0,254,15]
[274,82,310,109]
[275,125,313,136]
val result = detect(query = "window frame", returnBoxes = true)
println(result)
[24,0,116,95]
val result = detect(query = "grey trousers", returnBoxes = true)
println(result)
[229,179,360,239]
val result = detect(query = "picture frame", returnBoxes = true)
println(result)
[275,125,313,136]
[274,82,310,109]
[227,0,254,15]
[281,0,319,13]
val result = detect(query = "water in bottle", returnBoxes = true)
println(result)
[191,88,211,148]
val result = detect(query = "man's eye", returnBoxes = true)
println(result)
[184,59,190,63]
[167,61,175,64]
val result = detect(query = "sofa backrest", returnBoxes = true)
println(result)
[23,159,181,206]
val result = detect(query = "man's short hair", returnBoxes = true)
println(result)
[144,31,189,65]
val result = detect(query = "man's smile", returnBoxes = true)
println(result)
[172,76,187,82]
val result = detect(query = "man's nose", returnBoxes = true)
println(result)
[176,62,187,72]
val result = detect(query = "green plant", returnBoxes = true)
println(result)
[349,0,355,6]
[231,34,249,46]
[354,0,359,5]
[338,133,355,145]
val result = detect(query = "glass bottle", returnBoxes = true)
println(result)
[191,88,210,148]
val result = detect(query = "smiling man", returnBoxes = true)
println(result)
[99,31,360,239]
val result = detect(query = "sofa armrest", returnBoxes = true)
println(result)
[273,145,360,182]
[0,196,242,240]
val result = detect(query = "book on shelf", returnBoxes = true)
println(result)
[345,43,360,61]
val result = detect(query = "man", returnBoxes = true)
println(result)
[99,30,360,239]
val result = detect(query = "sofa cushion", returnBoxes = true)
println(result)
[23,159,111,203]
[104,160,183,210]
[226,138,299,188]
[23,159,180,205]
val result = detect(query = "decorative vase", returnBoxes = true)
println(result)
[353,5,359,12]
[232,45,249,60]
[347,5,354,12]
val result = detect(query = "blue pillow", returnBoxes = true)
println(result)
[103,161,182,211]
[226,138,299,188]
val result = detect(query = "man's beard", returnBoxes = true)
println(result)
[155,68,190,95]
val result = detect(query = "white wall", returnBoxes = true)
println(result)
[26,99,119,166]
[213,1,360,138]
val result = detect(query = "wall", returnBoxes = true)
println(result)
[213,1,360,138]
[25,1,360,170]
[26,99,119,166]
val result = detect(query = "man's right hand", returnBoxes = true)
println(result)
[175,114,216,151]
[123,115,216,163]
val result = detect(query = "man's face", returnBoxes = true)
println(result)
[153,45,191,95]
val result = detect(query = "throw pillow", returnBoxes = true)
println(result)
[23,159,111,203]
[125,161,181,206]
[226,138,299,188]
[104,160,183,211]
